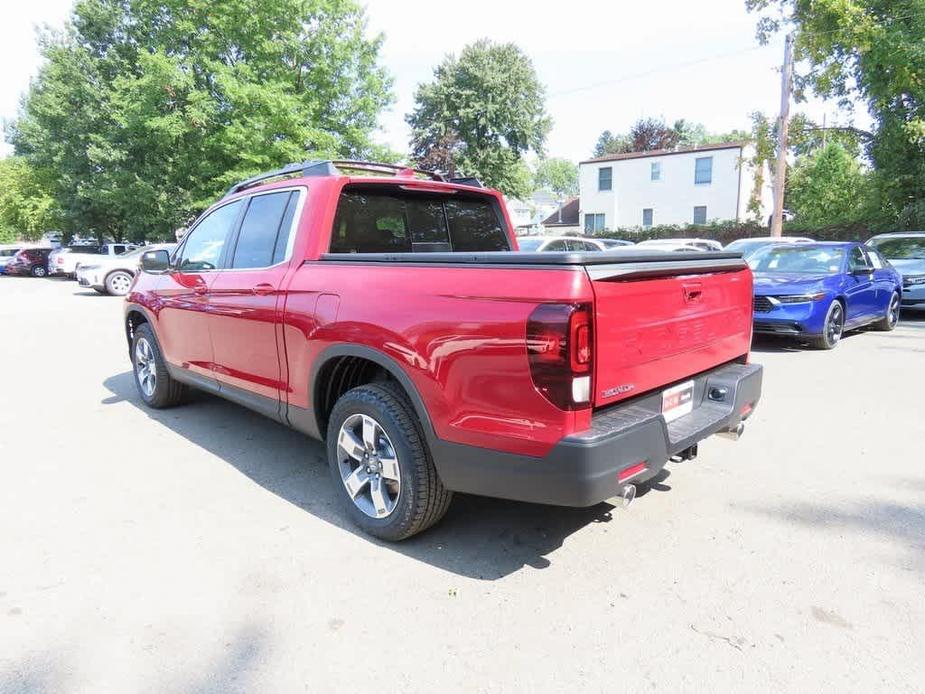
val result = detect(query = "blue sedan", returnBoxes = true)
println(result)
[749,242,902,349]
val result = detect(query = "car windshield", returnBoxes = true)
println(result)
[868,237,925,260]
[118,247,146,258]
[748,246,846,274]
[516,238,544,251]
[0,248,20,257]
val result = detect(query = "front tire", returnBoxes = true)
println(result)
[131,323,187,408]
[326,383,452,541]
[106,270,134,296]
[810,300,844,350]
[874,291,900,331]
[31,265,47,278]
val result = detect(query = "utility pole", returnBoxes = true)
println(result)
[771,32,794,238]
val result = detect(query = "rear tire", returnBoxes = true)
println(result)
[131,323,187,408]
[326,382,452,541]
[106,270,134,296]
[810,300,844,350]
[31,265,47,278]
[874,291,900,331]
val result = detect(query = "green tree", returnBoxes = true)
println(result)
[0,157,60,243]
[406,39,551,198]
[8,0,393,242]
[533,158,578,197]
[786,143,868,225]
[747,0,925,227]
[592,129,629,157]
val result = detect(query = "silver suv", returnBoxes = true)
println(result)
[867,232,925,311]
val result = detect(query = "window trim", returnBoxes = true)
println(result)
[223,186,307,272]
[650,162,661,181]
[692,205,708,225]
[175,187,306,273]
[642,208,654,227]
[598,167,613,191]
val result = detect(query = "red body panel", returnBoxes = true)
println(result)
[127,172,753,460]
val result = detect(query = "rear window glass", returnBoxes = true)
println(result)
[329,188,510,253]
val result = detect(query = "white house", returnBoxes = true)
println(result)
[578,142,772,231]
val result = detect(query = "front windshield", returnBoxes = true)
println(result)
[516,238,544,251]
[748,246,846,274]
[868,237,925,260]
[119,247,145,258]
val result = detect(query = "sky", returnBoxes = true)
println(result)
[0,0,870,161]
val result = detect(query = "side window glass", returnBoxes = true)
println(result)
[232,191,292,269]
[179,200,242,272]
[848,247,870,271]
[545,240,568,251]
[865,249,883,269]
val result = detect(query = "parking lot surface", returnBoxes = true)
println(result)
[1,277,923,693]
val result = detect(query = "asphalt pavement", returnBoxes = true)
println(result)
[1,277,923,693]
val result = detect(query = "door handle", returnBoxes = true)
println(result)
[253,283,275,296]
[193,284,208,295]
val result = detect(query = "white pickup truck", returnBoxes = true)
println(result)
[48,243,138,278]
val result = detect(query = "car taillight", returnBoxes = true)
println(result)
[526,303,593,410]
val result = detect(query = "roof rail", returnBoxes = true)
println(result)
[224,159,450,197]
[448,176,484,188]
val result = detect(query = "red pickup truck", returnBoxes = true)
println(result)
[125,160,762,540]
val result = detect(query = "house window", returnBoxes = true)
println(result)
[584,213,606,232]
[642,208,653,227]
[650,162,660,181]
[598,167,612,191]
[693,206,707,225]
[694,157,712,184]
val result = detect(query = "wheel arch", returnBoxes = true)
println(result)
[300,344,436,444]
[124,303,155,355]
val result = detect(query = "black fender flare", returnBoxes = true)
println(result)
[297,343,436,443]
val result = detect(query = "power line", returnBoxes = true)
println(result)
[547,45,766,99]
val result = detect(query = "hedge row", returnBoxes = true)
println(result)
[589,220,878,246]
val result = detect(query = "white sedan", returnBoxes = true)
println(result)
[76,244,175,296]
[516,236,608,252]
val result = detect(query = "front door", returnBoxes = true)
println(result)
[155,199,243,382]
[208,189,301,409]
[844,245,877,322]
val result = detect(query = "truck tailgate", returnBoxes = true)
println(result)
[589,260,753,408]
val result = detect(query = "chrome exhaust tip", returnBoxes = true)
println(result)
[717,422,745,441]
[621,484,636,508]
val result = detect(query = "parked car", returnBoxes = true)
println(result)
[49,242,138,278]
[4,248,53,277]
[750,242,902,349]
[596,238,634,249]
[0,246,24,274]
[516,235,608,252]
[866,232,925,311]
[635,239,720,252]
[725,236,814,258]
[77,243,176,296]
[125,160,762,541]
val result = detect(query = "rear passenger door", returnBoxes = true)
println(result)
[207,188,302,411]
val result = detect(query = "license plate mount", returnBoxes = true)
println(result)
[661,380,694,423]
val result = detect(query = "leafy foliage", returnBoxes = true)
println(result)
[591,118,746,158]
[407,39,551,198]
[590,218,875,245]
[747,0,925,228]
[8,0,393,241]
[786,143,869,225]
[533,158,578,197]
[0,157,60,243]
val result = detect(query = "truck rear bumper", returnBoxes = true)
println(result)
[432,361,762,507]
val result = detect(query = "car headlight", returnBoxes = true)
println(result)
[773,292,827,304]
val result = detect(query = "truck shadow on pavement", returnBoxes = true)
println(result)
[103,371,641,580]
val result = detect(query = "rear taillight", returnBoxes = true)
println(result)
[526,303,593,410]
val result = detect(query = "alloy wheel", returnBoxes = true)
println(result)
[109,272,132,295]
[888,293,900,327]
[336,413,401,519]
[134,338,157,397]
[827,303,844,345]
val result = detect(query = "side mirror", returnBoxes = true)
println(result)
[140,249,171,273]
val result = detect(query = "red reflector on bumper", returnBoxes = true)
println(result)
[740,403,754,417]
[618,462,647,483]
